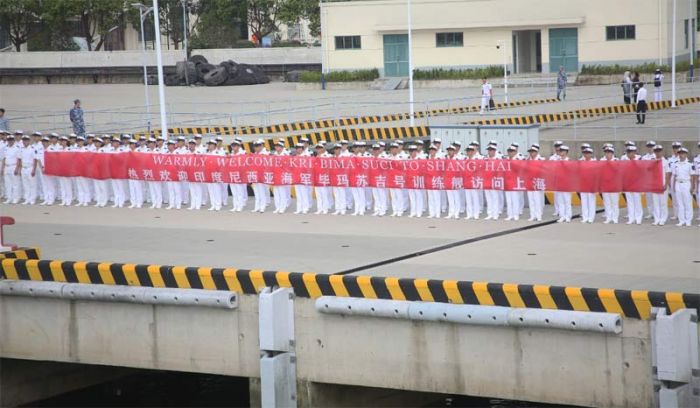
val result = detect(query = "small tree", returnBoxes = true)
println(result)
[247,0,282,46]
[0,0,41,51]
[46,0,125,51]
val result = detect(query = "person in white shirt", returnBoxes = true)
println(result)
[2,134,21,204]
[653,69,664,102]
[464,144,482,220]
[504,145,522,221]
[479,77,493,115]
[314,144,332,215]
[651,144,671,226]
[600,146,620,224]
[483,145,503,220]
[555,146,573,223]
[672,148,696,226]
[251,139,270,213]
[292,144,312,214]
[525,145,545,221]
[145,138,164,209]
[636,82,648,124]
[228,139,248,212]
[622,146,643,224]
[579,147,597,223]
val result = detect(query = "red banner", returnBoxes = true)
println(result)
[44,152,664,192]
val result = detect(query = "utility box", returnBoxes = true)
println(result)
[430,124,539,155]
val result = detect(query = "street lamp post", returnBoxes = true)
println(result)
[497,40,508,103]
[407,0,415,126]
[672,0,677,107]
[181,0,189,85]
[152,0,169,138]
[132,3,153,133]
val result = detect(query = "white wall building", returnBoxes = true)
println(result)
[320,0,698,76]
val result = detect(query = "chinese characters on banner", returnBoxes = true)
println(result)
[44,152,664,193]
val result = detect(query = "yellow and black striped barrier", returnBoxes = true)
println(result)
[1,258,697,320]
[243,126,430,151]
[132,97,558,138]
[0,247,41,260]
[468,97,700,126]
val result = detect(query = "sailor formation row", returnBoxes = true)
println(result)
[1,130,699,227]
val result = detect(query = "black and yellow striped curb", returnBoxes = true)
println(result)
[1,259,697,320]
[467,97,700,126]
[243,126,430,151]
[0,247,41,260]
[132,98,557,138]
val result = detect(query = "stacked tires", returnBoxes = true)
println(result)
[164,55,270,87]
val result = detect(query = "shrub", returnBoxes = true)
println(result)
[413,66,504,80]
[299,69,380,82]
[580,60,700,75]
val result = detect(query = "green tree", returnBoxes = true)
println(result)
[189,0,247,49]
[279,0,319,37]
[0,0,41,51]
[45,0,125,51]
[247,0,282,46]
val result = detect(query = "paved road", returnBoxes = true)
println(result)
[3,202,698,293]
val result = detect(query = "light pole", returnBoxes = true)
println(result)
[497,40,508,103]
[153,0,169,138]
[672,0,677,107]
[181,0,189,85]
[689,0,695,81]
[132,3,153,133]
[407,0,415,126]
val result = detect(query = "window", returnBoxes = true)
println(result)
[436,32,463,47]
[606,25,635,41]
[335,36,361,50]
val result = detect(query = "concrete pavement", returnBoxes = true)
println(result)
[3,202,697,293]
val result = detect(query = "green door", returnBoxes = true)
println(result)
[549,28,578,73]
[383,34,409,77]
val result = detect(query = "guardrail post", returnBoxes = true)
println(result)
[259,287,297,408]
[651,308,699,408]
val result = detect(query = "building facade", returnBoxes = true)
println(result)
[321,0,698,76]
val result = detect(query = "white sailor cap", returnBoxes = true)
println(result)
[488,140,498,145]
[121,133,131,139]
[128,139,137,144]
[433,138,442,143]
[275,141,285,147]
[581,143,591,149]
[59,136,69,141]
[21,134,30,140]
[553,140,563,147]
[604,146,615,152]
[49,132,59,138]
[234,137,243,143]
[372,143,381,149]
[407,144,418,150]
[214,136,223,142]
[583,147,593,153]
[148,138,156,143]
[653,144,664,150]
[315,143,325,149]
[560,145,570,151]
[194,134,202,139]
[187,139,196,144]
[69,133,77,137]
[294,144,304,149]
[452,141,462,146]
[528,146,539,152]
[354,141,366,147]
[624,140,635,146]
[177,136,186,141]
[672,141,682,148]
[531,143,540,149]
[414,140,424,145]
[319,140,327,145]
[95,137,104,143]
[339,139,349,145]
[253,139,265,145]
[507,145,517,151]
[378,141,386,147]
[678,147,689,153]
[471,140,480,146]
[511,142,519,147]
[41,136,50,142]
[77,136,85,141]
[389,142,400,148]
[207,139,217,145]
[626,145,638,152]
[429,144,438,150]
[486,145,497,150]
[299,137,309,143]
[646,140,656,147]
[466,144,476,150]
[14,130,23,135]
[446,144,456,150]
[396,140,404,145]
[32,131,42,136]
[167,139,176,144]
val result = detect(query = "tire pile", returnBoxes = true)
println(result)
[159,55,270,87]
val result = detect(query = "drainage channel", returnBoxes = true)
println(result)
[333,211,590,276]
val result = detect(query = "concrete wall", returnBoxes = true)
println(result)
[321,0,697,73]
[0,293,659,407]
[0,48,321,69]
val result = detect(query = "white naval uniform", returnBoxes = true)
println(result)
[205,149,225,211]
[146,147,164,209]
[215,146,229,206]
[526,155,545,221]
[110,146,129,208]
[484,153,504,220]
[127,148,145,208]
[641,152,656,218]
[166,148,184,210]
[272,150,291,213]
[549,153,561,216]
[621,154,642,224]
[0,139,5,199]
[252,149,270,212]
[315,152,332,214]
[668,154,680,219]
[94,146,111,207]
[388,153,406,217]
[600,156,620,223]
[19,144,38,204]
[504,155,523,221]
[371,152,389,216]
[672,159,696,226]
[350,152,369,216]
[228,149,248,212]
[579,157,597,223]
[293,150,313,214]
[555,156,572,222]
[406,154,425,218]
[73,145,92,206]
[651,157,671,225]
[2,143,21,203]
[480,82,492,114]
[33,142,45,201]
[694,153,700,220]
[444,154,462,219]
[426,154,442,218]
